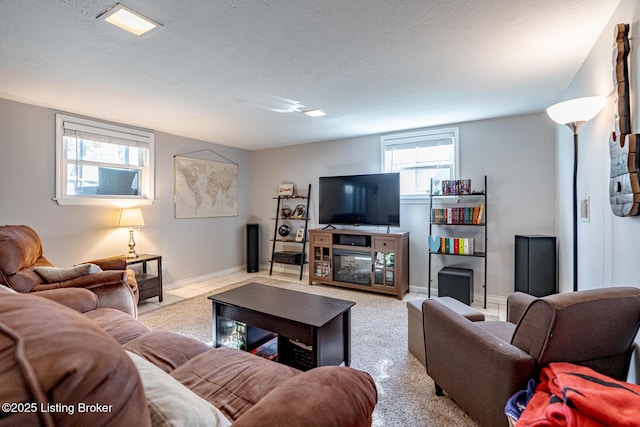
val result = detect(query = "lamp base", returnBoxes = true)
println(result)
[126,228,139,259]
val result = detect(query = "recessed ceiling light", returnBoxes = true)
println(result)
[303,109,327,118]
[97,3,161,36]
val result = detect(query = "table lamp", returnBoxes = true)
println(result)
[118,208,145,258]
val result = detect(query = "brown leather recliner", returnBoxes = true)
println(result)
[0,225,139,317]
[423,287,640,427]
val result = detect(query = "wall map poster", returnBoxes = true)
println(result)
[174,156,238,218]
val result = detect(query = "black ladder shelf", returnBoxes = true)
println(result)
[428,176,488,308]
[269,184,311,280]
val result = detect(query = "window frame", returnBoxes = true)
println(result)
[55,113,155,206]
[380,127,459,203]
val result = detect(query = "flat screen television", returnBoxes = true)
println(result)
[319,173,400,227]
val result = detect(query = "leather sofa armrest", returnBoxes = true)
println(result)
[232,366,377,427]
[507,292,536,324]
[31,287,99,313]
[32,271,137,317]
[84,255,127,271]
[423,299,536,427]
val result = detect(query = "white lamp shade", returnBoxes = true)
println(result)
[546,96,605,125]
[118,208,145,227]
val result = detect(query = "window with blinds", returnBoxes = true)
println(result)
[381,128,459,200]
[55,113,155,206]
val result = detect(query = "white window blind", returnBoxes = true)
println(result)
[55,114,155,206]
[381,128,459,200]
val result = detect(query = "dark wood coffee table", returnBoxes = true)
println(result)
[208,282,355,371]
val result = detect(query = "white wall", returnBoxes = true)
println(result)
[555,0,640,382]
[555,0,640,292]
[0,94,557,301]
[251,113,556,299]
[0,98,253,285]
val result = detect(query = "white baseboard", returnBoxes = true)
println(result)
[262,263,309,278]
[163,265,245,290]
[409,284,507,307]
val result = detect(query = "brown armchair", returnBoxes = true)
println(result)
[0,225,139,317]
[422,287,640,427]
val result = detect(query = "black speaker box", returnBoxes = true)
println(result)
[438,267,473,305]
[337,234,369,247]
[515,235,557,297]
[247,224,259,272]
[273,251,303,264]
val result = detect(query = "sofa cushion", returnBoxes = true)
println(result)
[124,331,213,373]
[0,292,151,426]
[476,320,517,342]
[33,263,103,283]
[127,351,231,427]
[232,366,378,427]
[170,346,301,421]
[84,307,151,344]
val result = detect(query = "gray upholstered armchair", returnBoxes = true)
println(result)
[422,287,640,427]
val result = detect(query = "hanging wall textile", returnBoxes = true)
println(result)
[609,23,640,217]
[174,155,238,218]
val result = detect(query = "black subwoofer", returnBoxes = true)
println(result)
[247,223,259,273]
[514,235,557,297]
[438,267,473,305]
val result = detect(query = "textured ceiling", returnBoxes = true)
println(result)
[0,0,620,150]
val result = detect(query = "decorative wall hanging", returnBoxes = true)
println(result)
[174,151,238,218]
[609,23,640,217]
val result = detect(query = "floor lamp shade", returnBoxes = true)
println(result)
[546,96,605,131]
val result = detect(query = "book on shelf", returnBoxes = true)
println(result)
[430,236,475,255]
[477,203,485,224]
[440,179,472,195]
[431,206,485,225]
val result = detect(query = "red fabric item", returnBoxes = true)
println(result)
[516,362,640,427]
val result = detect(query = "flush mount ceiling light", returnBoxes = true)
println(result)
[97,3,162,36]
[302,109,327,118]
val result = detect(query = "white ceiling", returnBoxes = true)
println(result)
[0,0,620,150]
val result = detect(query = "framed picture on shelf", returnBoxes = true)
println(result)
[295,228,305,242]
[281,207,292,218]
[278,183,294,196]
[291,204,306,219]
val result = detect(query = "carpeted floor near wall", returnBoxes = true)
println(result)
[139,277,480,427]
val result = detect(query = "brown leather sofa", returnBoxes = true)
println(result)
[0,225,139,316]
[0,286,377,426]
[423,287,640,427]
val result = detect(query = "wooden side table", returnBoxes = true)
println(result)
[126,254,163,303]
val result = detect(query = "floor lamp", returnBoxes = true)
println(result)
[546,96,605,292]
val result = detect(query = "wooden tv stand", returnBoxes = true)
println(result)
[308,228,409,299]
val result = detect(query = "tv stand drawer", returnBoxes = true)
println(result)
[373,238,396,252]
[313,233,331,245]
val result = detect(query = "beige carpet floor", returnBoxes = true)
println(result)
[139,277,480,427]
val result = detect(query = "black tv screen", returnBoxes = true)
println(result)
[319,173,400,226]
